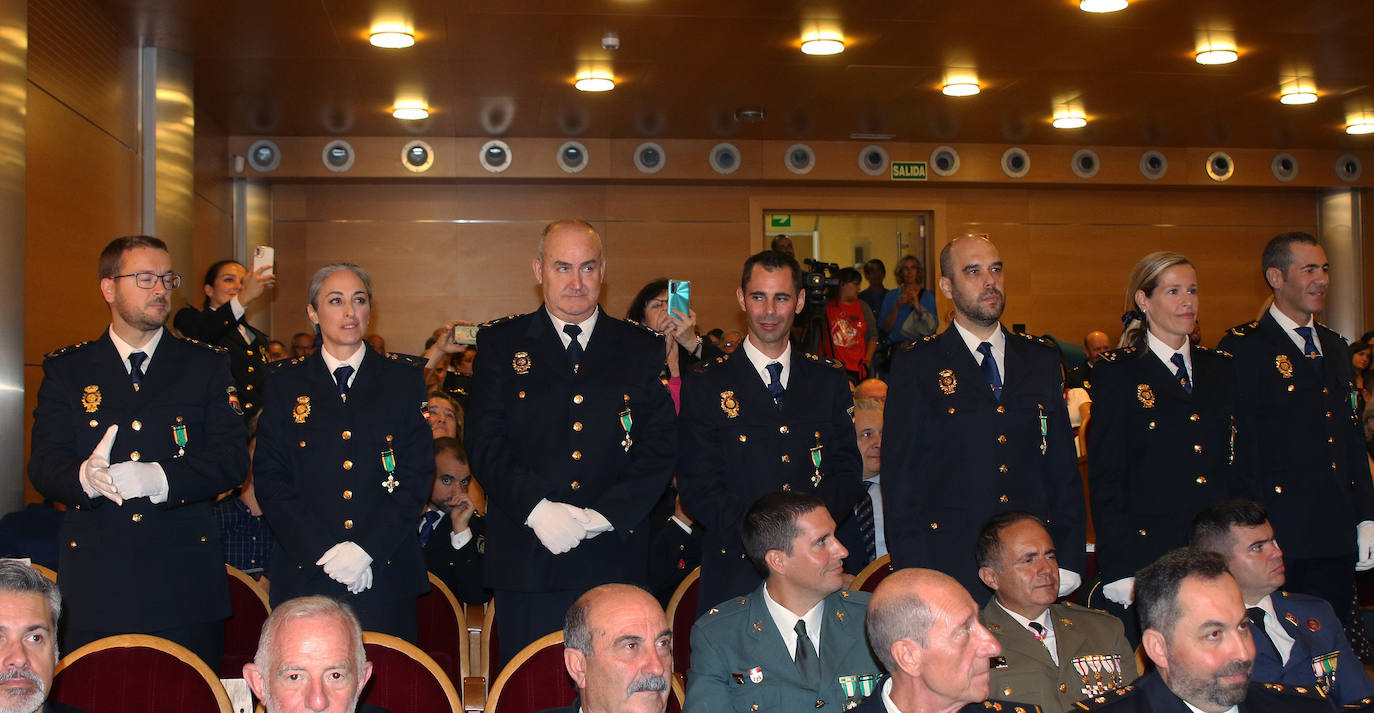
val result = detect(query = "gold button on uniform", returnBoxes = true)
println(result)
[573,421,583,431]
[1193,444,1203,453]
[343,490,353,500]
[131,513,142,522]
[573,394,584,404]
[200,536,207,542]
[1060,684,1068,693]
[1287,384,1296,392]
[1196,476,1207,485]
[571,481,580,491]
[1138,529,1147,536]
[997,435,1006,444]
[89,419,98,428]
[948,407,956,415]
[343,460,353,470]
[999,465,1008,473]
[1332,462,1338,470]
[130,451,141,461]
[131,420,142,431]
[572,450,582,460]
[518,391,526,399]
[69,541,76,548]
[779,426,789,434]
[781,455,790,463]
[996,405,1006,414]
[1326,411,1333,419]
[342,430,351,440]
[299,440,307,448]
[930,522,939,530]
[1274,486,1283,494]
[999,494,1008,503]
[1004,688,1013,696]
[344,520,354,529]
[738,434,747,442]
[1189,413,1200,422]
[1148,422,1156,430]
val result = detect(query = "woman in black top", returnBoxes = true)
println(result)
[172,259,275,419]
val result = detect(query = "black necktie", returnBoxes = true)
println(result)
[333,365,354,400]
[564,324,584,371]
[794,619,820,684]
[765,362,785,410]
[1247,607,1283,662]
[856,481,877,563]
[1294,326,1324,378]
[1171,352,1192,394]
[128,351,147,390]
[419,510,443,546]
[977,342,1002,401]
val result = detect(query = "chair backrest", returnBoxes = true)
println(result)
[418,570,469,686]
[30,562,57,583]
[223,564,272,678]
[485,631,574,713]
[52,634,233,713]
[479,598,498,682]
[361,632,463,713]
[851,553,893,593]
[665,566,700,676]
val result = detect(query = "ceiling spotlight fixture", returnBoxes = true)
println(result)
[1053,114,1087,129]
[1280,90,1318,105]
[574,70,615,92]
[1348,117,1374,135]
[942,82,980,97]
[1079,0,1128,12]
[392,100,429,120]
[800,30,845,55]
[370,30,415,48]
[1278,76,1318,105]
[734,108,767,122]
[1194,31,1238,65]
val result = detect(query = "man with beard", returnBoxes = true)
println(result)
[0,560,86,713]
[1075,548,1329,712]
[883,234,1084,602]
[421,437,488,605]
[243,596,381,713]
[29,236,248,669]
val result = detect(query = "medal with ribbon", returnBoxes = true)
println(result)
[171,424,188,457]
[380,434,399,493]
[620,394,633,452]
[810,431,824,487]
[1038,404,1048,455]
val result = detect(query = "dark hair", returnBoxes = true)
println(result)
[267,339,285,352]
[706,328,724,340]
[866,259,886,276]
[740,250,802,294]
[1351,340,1372,360]
[974,510,1045,570]
[627,278,670,323]
[201,259,245,309]
[1361,331,1374,345]
[770,235,793,250]
[1189,499,1268,554]
[292,332,311,342]
[837,267,862,286]
[432,435,467,464]
[742,491,826,576]
[98,235,168,279]
[1135,548,1230,638]
[1261,232,1320,290]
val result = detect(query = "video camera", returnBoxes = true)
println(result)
[802,258,841,298]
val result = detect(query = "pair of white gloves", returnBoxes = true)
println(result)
[78,425,168,505]
[525,498,614,554]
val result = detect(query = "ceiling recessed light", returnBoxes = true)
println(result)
[1079,0,1128,12]
[1053,116,1087,129]
[370,30,415,48]
[1348,119,1374,135]
[942,82,980,97]
[392,101,429,120]
[1194,33,1238,65]
[1195,48,1237,65]
[1280,91,1317,105]
[800,31,844,55]
[1278,76,1318,105]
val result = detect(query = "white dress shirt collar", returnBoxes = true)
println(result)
[762,583,825,659]
[320,343,367,388]
[1268,303,1321,355]
[878,676,901,713]
[108,326,164,374]
[548,307,599,349]
[995,600,1059,666]
[953,320,1006,382]
[742,336,792,389]
[1146,329,1192,376]
[1248,593,1296,664]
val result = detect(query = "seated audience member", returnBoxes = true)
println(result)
[1065,330,1111,392]
[0,502,63,570]
[422,438,489,605]
[1190,499,1374,706]
[0,559,87,713]
[826,268,879,382]
[647,477,702,605]
[718,329,743,354]
[265,340,288,362]
[853,378,887,405]
[1077,548,1330,712]
[535,584,672,713]
[685,492,880,713]
[290,331,313,358]
[839,398,886,576]
[1061,362,1091,430]
[426,391,462,440]
[974,512,1135,712]
[243,596,384,713]
[173,259,276,419]
[850,568,1034,713]
[214,422,273,583]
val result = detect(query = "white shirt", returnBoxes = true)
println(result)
[108,326,164,374]
[878,676,901,713]
[320,343,366,390]
[1269,303,1322,356]
[742,336,792,390]
[548,307,599,350]
[953,320,1006,384]
[762,582,824,660]
[1249,593,1297,664]
[419,507,473,550]
[1146,329,1192,383]
[996,600,1059,666]
[864,476,888,559]
[1185,703,1236,713]
[227,297,252,343]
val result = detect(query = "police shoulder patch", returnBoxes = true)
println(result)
[44,340,94,360]
[386,352,425,368]
[181,336,228,354]
[901,334,938,351]
[478,313,521,329]
[1214,348,1234,359]
[1228,321,1259,337]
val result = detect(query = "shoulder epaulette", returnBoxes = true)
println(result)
[623,317,665,338]
[1228,321,1260,337]
[900,334,938,351]
[801,352,845,369]
[1098,346,1136,363]
[698,353,732,371]
[1075,685,1135,709]
[1214,348,1233,358]
[478,314,520,329]
[181,336,228,354]
[1261,682,1326,700]
[385,352,425,368]
[270,354,309,373]
[1019,333,1058,350]
[983,698,1041,712]
[44,340,95,360]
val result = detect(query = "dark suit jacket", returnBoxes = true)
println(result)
[423,512,490,605]
[836,479,879,576]
[844,677,1041,713]
[29,331,247,631]
[533,700,578,713]
[677,348,864,613]
[883,325,1085,599]
[1087,344,1236,582]
[254,347,431,607]
[1250,590,1374,706]
[173,303,270,419]
[467,307,677,592]
[1074,670,1332,712]
[1217,313,1374,559]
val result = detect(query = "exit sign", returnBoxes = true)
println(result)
[769,215,792,228]
[891,161,928,180]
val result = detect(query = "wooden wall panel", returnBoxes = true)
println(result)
[27,0,137,149]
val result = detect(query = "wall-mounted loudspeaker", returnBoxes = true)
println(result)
[557,141,588,174]
[633,142,665,174]
[1270,153,1298,182]
[929,146,960,177]
[1070,149,1100,179]
[247,140,281,173]
[1335,154,1363,183]
[1138,150,1167,180]
[479,140,512,173]
[784,144,815,175]
[1205,151,1233,182]
[857,145,889,176]
[402,140,434,173]
[1000,147,1030,178]
[321,140,355,173]
[709,143,741,175]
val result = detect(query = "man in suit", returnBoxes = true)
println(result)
[243,596,377,713]
[1217,232,1374,624]
[0,559,88,713]
[685,492,880,713]
[849,568,1040,713]
[29,235,248,670]
[537,584,672,713]
[1065,330,1111,392]
[884,234,1085,601]
[467,219,677,665]
[838,397,886,576]
[975,512,1136,712]
[422,437,488,605]
[1073,548,1330,713]
[1191,498,1374,706]
[678,250,863,613]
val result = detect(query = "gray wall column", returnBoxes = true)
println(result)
[0,0,25,512]
[1318,189,1363,340]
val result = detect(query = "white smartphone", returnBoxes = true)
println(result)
[252,246,275,277]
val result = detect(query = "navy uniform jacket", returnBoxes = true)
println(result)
[1074,670,1331,712]
[883,326,1086,598]
[846,680,1042,713]
[423,512,490,605]
[253,348,431,607]
[1087,344,1236,582]
[677,350,864,613]
[173,304,269,419]
[1251,590,1374,706]
[684,586,881,713]
[467,307,677,592]
[1217,315,1374,559]
[29,331,247,632]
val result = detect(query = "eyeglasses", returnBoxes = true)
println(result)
[111,272,182,289]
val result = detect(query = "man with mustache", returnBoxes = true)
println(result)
[29,235,248,670]
[1217,232,1374,628]
[0,559,86,713]
[1190,499,1374,706]
[883,234,1085,602]
[1075,548,1329,712]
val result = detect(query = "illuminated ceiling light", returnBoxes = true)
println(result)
[392,100,429,120]
[1195,46,1237,64]
[370,30,414,48]
[1280,90,1317,105]
[1194,31,1238,65]
[800,30,845,55]
[1052,107,1087,129]
[942,82,980,97]
[1079,0,1128,12]
[1348,114,1374,135]
[1278,76,1318,105]
[574,70,615,92]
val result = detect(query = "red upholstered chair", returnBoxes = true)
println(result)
[485,631,573,713]
[51,634,233,713]
[664,566,700,687]
[417,571,469,687]
[851,554,893,593]
[360,632,462,713]
[223,564,272,678]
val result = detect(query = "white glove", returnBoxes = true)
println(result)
[78,425,121,504]
[108,461,169,504]
[316,542,373,588]
[1357,522,1374,571]
[526,499,586,554]
[347,566,374,595]
[1057,568,1082,598]
[571,507,614,540]
[1103,577,1136,607]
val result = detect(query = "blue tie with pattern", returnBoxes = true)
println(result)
[765,362,784,410]
[1294,326,1324,377]
[127,351,146,390]
[419,510,443,546]
[977,342,1002,401]
[1171,352,1192,394]
[856,481,877,563]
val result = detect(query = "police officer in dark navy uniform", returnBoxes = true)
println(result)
[29,235,249,670]
[677,250,863,614]
[173,259,275,420]
[253,263,432,643]
[466,220,677,666]
[422,436,489,606]
[1217,232,1374,626]
[1089,252,1235,621]
[884,234,1085,603]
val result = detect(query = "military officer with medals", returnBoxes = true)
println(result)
[883,234,1085,602]
[466,220,677,666]
[1216,232,1374,626]
[253,263,431,642]
[29,235,249,668]
[173,258,275,420]
[677,250,864,614]
[1088,252,1235,618]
